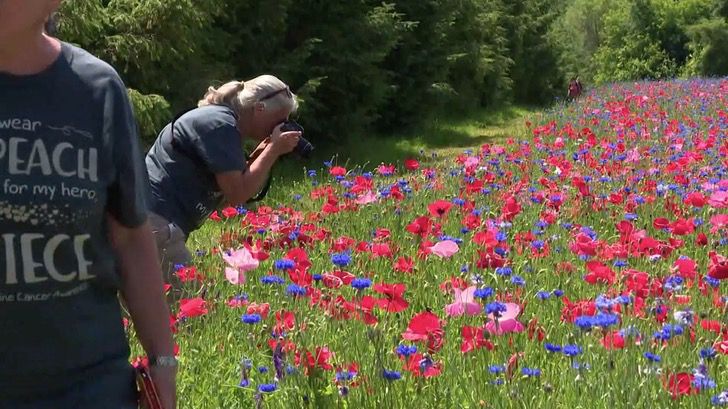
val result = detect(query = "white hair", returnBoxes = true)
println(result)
[198,74,298,116]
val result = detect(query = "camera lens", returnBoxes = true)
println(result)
[295,137,314,158]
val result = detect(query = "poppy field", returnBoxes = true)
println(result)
[133,79,728,408]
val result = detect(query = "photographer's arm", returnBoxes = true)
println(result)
[216,130,300,205]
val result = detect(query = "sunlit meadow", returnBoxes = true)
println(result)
[130,79,728,408]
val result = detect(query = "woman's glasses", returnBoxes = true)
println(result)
[259,86,292,102]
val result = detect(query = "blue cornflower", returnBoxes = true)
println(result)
[536,291,551,300]
[663,276,684,292]
[418,356,434,372]
[704,275,721,288]
[312,274,323,281]
[552,289,564,297]
[336,371,355,382]
[712,390,728,406]
[643,352,661,363]
[474,287,494,299]
[693,376,717,391]
[351,277,372,290]
[613,259,628,268]
[382,370,401,381]
[495,231,507,242]
[485,302,507,316]
[241,314,262,324]
[562,345,582,357]
[307,169,317,177]
[331,252,351,267]
[396,344,417,357]
[616,295,631,305]
[495,267,512,277]
[258,366,268,374]
[624,213,638,221]
[274,258,295,271]
[595,294,617,310]
[510,275,526,286]
[494,247,508,257]
[521,367,541,377]
[286,284,307,297]
[701,347,717,360]
[544,343,562,353]
[531,240,545,250]
[593,313,619,328]
[260,275,285,285]
[452,197,466,206]
[236,206,248,215]
[242,358,253,369]
[489,365,505,374]
[258,383,277,393]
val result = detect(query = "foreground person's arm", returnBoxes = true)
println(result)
[109,216,177,409]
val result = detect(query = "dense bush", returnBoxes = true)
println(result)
[56,0,728,145]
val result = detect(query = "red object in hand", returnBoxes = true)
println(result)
[137,366,164,409]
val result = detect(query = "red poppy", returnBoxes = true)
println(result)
[427,199,453,218]
[664,372,696,399]
[373,283,409,313]
[500,195,522,221]
[402,311,445,353]
[393,256,415,273]
[404,158,420,171]
[177,297,208,319]
[221,206,238,218]
[406,216,432,238]
[246,302,270,319]
[708,251,728,279]
[601,331,625,350]
[274,310,296,334]
[329,166,347,177]
[461,326,494,353]
[583,261,616,285]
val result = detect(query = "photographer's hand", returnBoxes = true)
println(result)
[268,123,300,157]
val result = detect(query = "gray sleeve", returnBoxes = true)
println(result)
[195,125,247,174]
[105,77,151,227]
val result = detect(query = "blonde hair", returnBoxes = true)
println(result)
[198,75,298,116]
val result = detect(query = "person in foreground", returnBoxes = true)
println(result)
[0,1,176,407]
[145,75,302,278]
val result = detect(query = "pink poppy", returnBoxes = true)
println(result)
[429,240,459,258]
[485,303,525,335]
[444,286,482,317]
[222,247,259,285]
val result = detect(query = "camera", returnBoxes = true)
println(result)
[280,120,314,159]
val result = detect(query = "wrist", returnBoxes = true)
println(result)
[264,142,283,158]
[149,355,179,369]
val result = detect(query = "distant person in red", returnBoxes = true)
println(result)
[567,75,583,101]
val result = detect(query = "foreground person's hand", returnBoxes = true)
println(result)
[150,365,177,409]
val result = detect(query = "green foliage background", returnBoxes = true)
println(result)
[56,0,728,145]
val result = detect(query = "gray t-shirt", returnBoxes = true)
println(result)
[145,105,247,235]
[0,42,149,395]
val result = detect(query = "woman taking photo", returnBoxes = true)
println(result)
[0,0,176,407]
[145,75,302,278]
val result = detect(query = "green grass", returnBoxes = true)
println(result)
[269,105,538,182]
